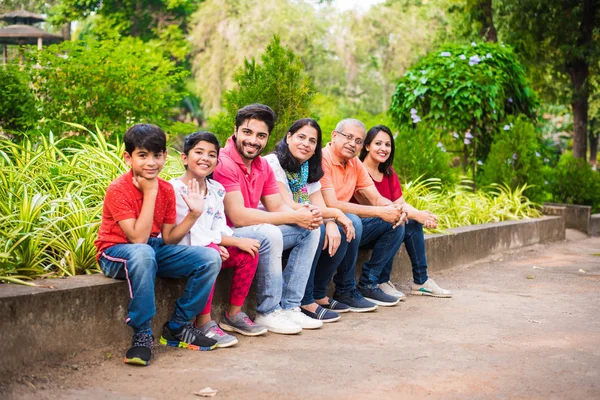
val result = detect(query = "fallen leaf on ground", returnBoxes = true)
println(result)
[526,275,535,279]
[578,269,586,274]
[194,387,218,397]
[528,319,541,324]
[533,266,543,270]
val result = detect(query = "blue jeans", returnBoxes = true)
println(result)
[357,217,405,290]
[232,224,320,314]
[379,219,428,285]
[98,237,221,335]
[308,214,361,301]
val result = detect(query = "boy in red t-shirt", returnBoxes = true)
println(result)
[95,124,222,366]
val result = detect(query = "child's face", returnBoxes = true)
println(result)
[182,140,218,179]
[124,147,167,180]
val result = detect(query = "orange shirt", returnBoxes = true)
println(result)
[320,143,374,203]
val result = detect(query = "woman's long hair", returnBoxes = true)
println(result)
[273,118,324,183]
[359,125,395,176]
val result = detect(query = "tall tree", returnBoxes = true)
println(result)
[496,0,599,161]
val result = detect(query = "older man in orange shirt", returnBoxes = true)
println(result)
[317,118,407,310]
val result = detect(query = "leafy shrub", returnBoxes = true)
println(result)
[393,123,458,187]
[211,35,314,150]
[390,42,537,167]
[478,115,549,203]
[0,65,39,136]
[25,38,185,138]
[548,153,600,211]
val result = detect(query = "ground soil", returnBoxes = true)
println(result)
[3,231,600,400]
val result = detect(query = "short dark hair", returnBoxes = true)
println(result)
[124,124,167,154]
[360,125,395,176]
[183,131,221,156]
[235,104,277,134]
[273,118,324,183]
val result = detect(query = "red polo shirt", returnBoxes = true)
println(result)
[213,136,279,225]
[95,170,176,259]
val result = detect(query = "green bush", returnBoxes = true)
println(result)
[393,123,458,187]
[390,42,537,169]
[211,35,314,150]
[25,38,185,138]
[548,153,600,211]
[0,65,39,136]
[478,115,549,203]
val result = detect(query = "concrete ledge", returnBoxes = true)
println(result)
[543,202,591,233]
[0,216,564,376]
[589,214,600,237]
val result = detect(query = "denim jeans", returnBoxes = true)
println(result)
[232,224,320,314]
[308,214,361,301]
[98,237,221,335]
[357,217,405,290]
[379,219,428,285]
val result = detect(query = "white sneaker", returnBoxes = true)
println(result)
[282,307,323,330]
[378,281,407,300]
[255,309,302,335]
[411,279,452,298]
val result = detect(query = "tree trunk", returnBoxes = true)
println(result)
[480,0,497,42]
[590,118,598,168]
[568,60,589,160]
[62,22,71,41]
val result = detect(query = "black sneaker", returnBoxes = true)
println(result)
[333,289,378,312]
[358,286,400,306]
[159,322,218,351]
[124,332,154,366]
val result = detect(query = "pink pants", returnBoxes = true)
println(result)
[200,243,259,315]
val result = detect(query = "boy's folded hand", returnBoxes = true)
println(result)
[132,175,158,194]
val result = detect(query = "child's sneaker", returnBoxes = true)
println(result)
[197,321,238,348]
[220,311,268,336]
[160,322,218,351]
[124,332,154,366]
[411,279,452,298]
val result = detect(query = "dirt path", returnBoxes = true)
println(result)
[4,233,600,400]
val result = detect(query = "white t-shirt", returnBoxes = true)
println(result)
[170,178,233,247]
[263,154,321,198]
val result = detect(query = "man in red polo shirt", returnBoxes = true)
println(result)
[213,104,323,334]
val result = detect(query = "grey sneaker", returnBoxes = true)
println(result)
[220,311,268,336]
[411,278,452,298]
[379,281,407,301]
[197,321,238,348]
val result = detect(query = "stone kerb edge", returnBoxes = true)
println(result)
[0,216,564,377]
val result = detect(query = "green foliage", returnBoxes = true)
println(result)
[390,42,537,163]
[0,65,39,135]
[402,177,541,233]
[0,126,543,285]
[478,115,549,202]
[214,36,314,150]
[393,123,457,187]
[25,38,185,138]
[548,153,600,211]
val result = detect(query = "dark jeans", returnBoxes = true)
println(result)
[302,214,360,304]
[357,217,405,290]
[379,219,429,285]
[98,237,221,335]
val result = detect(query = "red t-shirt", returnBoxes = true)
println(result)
[372,168,403,202]
[351,167,403,204]
[212,136,280,226]
[95,170,176,259]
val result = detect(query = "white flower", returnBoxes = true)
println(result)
[486,53,492,59]
[459,54,466,60]
[535,152,541,157]
[503,125,510,131]
[477,160,483,166]
[469,55,481,66]
[471,41,477,46]
[420,78,427,84]
[440,51,451,57]
[465,132,474,139]
[411,116,422,123]
[437,142,444,148]
[464,138,471,145]
[413,89,419,95]
[410,108,418,115]
[420,69,427,74]
[453,132,459,138]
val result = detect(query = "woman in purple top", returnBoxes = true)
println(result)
[359,125,452,299]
